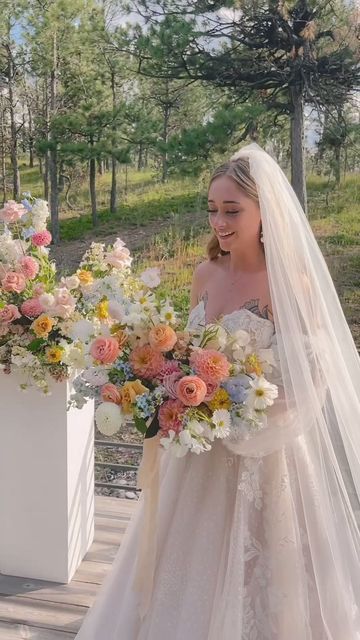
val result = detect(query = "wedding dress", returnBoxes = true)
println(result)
[75,302,360,640]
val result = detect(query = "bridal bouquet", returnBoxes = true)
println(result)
[71,248,279,457]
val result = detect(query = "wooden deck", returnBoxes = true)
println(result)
[0,496,138,639]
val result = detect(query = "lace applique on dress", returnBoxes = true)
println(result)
[238,458,264,510]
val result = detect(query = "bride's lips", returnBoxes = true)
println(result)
[217,232,235,240]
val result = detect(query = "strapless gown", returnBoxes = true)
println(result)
[75,303,360,639]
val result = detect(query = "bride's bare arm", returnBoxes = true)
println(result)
[189,261,211,312]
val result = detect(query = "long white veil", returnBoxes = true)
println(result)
[226,142,360,632]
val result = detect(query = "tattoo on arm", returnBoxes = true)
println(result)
[240,298,273,321]
[199,289,208,310]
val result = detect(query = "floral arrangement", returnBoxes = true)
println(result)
[71,247,279,457]
[0,197,134,394]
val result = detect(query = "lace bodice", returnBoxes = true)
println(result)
[186,299,276,350]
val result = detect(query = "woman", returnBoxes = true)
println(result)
[75,143,360,639]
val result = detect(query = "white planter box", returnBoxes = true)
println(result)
[0,369,94,583]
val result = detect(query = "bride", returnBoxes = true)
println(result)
[75,143,360,639]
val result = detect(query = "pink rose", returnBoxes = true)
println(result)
[105,239,132,269]
[0,200,26,223]
[31,230,52,247]
[18,256,39,280]
[1,271,26,293]
[176,375,207,406]
[161,372,183,399]
[204,380,220,401]
[101,383,122,404]
[52,288,76,318]
[21,298,44,318]
[90,337,120,364]
[0,304,21,324]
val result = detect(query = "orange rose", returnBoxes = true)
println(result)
[176,375,207,407]
[111,327,128,351]
[120,379,149,414]
[149,324,178,352]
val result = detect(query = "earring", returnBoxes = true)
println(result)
[260,223,264,243]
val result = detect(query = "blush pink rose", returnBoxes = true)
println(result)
[0,304,21,324]
[101,383,122,404]
[33,282,46,296]
[176,375,207,407]
[90,337,120,364]
[158,399,186,435]
[18,256,40,280]
[52,288,76,318]
[204,380,220,401]
[31,230,52,247]
[1,271,26,293]
[21,298,44,318]
[0,200,26,223]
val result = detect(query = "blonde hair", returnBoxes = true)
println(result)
[206,158,260,261]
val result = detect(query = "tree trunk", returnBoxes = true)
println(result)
[49,33,59,244]
[0,102,7,205]
[290,84,307,215]
[89,136,97,226]
[6,42,20,200]
[27,99,34,168]
[334,145,341,185]
[110,70,117,214]
[137,141,143,170]
[43,78,50,202]
[161,79,170,183]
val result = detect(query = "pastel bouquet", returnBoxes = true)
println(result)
[0,198,135,394]
[71,248,279,457]
[0,196,75,393]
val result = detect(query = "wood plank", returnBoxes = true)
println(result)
[83,539,123,564]
[0,596,85,633]
[94,496,138,517]
[0,620,75,639]
[72,560,110,585]
[0,575,97,608]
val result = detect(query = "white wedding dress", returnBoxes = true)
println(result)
[75,303,360,640]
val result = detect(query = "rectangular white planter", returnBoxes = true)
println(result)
[0,369,94,583]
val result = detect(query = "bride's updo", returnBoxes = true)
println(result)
[207,157,259,260]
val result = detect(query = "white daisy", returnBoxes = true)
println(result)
[246,376,278,411]
[212,409,231,438]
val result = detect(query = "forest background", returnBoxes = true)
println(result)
[0,0,359,346]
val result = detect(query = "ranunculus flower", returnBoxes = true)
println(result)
[0,200,27,223]
[119,379,149,414]
[176,375,207,406]
[148,324,178,352]
[18,256,39,280]
[190,348,231,384]
[101,383,122,404]
[158,399,186,435]
[0,304,21,324]
[90,336,120,364]
[31,230,52,246]
[1,271,26,293]
[129,344,166,379]
[21,297,44,318]
[32,314,55,338]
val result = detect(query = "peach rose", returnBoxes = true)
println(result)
[101,383,122,404]
[90,336,120,364]
[189,348,231,384]
[18,256,39,280]
[176,375,207,406]
[0,304,21,324]
[148,324,178,352]
[1,271,26,293]
[120,379,149,414]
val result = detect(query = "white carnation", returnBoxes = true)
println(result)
[95,402,125,436]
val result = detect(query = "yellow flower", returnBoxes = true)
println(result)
[207,388,231,411]
[77,269,94,286]
[96,299,109,320]
[245,354,263,376]
[46,346,64,363]
[120,379,149,414]
[32,314,55,338]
